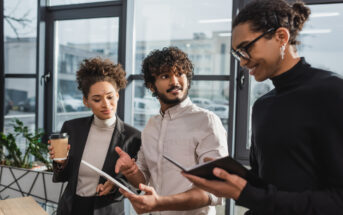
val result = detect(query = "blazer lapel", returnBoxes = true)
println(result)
[101,116,125,180]
[74,116,93,172]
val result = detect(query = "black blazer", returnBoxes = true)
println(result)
[53,115,141,215]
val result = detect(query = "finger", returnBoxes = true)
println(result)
[96,184,103,193]
[115,146,125,156]
[139,183,154,194]
[213,168,231,181]
[115,160,122,174]
[99,184,112,196]
[67,144,71,150]
[119,188,136,199]
[203,157,214,162]
[54,160,65,164]
[48,140,51,144]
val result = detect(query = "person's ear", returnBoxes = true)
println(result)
[83,97,89,108]
[275,27,290,46]
[115,91,119,101]
[148,83,155,93]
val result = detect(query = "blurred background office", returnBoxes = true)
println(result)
[0,0,342,215]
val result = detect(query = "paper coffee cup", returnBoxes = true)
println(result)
[49,133,69,161]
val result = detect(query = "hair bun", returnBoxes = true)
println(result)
[292,2,311,30]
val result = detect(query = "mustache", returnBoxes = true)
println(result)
[167,86,183,93]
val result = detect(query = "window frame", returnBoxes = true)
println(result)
[42,0,126,133]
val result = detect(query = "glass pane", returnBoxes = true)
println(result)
[4,78,36,132]
[48,0,117,6]
[298,4,343,75]
[131,80,229,134]
[235,205,249,215]
[132,80,160,131]
[134,0,232,75]
[189,81,229,131]
[53,17,119,131]
[4,0,37,74]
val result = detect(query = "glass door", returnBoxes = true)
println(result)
[53,17,120,131]
[43,1,125,133]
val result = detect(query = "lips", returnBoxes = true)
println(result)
[167,86,182,93]
[247,64,258,75]
[101,110,111,114]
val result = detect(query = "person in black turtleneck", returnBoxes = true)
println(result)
[182,0,343,214]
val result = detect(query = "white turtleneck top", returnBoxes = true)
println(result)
[76,115,116,197]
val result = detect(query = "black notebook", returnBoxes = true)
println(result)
[163,155,266,187]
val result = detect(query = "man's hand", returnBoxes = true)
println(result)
[48,140,70,164]
[119,183,160,214]
[182,167,247,200]
[115,146,138,176]
[96,180,115,196]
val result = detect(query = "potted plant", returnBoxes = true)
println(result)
[0,119,65,214]
[0,119,51,169]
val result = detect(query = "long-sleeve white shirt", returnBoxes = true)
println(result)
[136,97,228,215]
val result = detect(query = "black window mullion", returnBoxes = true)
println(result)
[116,0,127,120]
[46,2,122,20]
[0,0,4,132]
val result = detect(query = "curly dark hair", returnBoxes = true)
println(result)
[141,47,194,96]
[76,57,127,98]
[233,0,311,45]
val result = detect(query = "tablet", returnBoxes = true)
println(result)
[163,155,266,187]
[81,160,135,195]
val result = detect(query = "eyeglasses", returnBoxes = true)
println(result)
[231,28,276,62]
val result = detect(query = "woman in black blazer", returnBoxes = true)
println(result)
[49,58,141,215]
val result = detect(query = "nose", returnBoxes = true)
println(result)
[101,99,110,108]
[239,57,249,69]
[169,74,179,86]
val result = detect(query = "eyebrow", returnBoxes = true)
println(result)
[91,92,114,98]
[235,41,250,50]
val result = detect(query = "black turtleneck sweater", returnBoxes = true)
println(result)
[236,58,343,215]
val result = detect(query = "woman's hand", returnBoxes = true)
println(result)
[182,168,247,200]
[48,140,70,164]
[96,180,115,196]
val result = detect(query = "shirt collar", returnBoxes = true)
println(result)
[163,97,192,120]
[93,114,116,128]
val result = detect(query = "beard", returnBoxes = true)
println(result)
[155,86,188,105]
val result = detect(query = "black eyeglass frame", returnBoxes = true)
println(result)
[231,27,276,62]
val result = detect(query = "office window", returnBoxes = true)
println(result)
[4,78,36,132]
[48,0,116,6]
[4,0,37,74]
[298,3,343,75]
[3,0,37,132]
[53,18,119,131]
[133,0,232,75]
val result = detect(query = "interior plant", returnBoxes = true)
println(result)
[0,119,51,170]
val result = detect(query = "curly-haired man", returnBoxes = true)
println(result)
[114,47,228,215]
